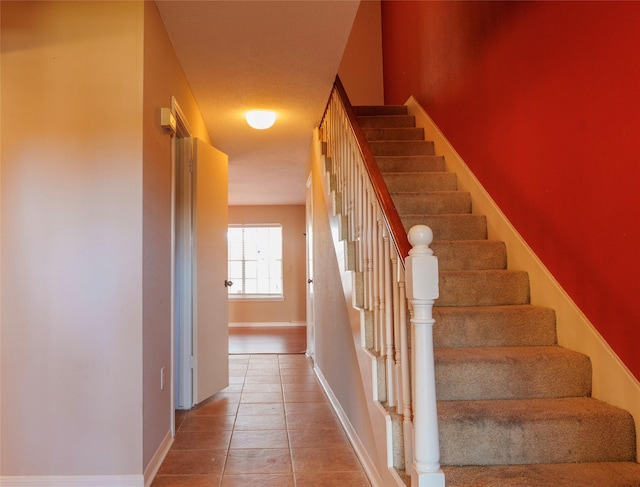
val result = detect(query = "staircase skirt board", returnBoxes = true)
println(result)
[348,103,640,484]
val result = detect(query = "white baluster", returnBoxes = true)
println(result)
[405,225,445,487]
[383,227,395,407]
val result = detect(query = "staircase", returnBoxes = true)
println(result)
[354,105,640,486]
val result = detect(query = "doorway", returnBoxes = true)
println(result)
[226,205,308,356]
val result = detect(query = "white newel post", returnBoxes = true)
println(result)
[405,225,445,487]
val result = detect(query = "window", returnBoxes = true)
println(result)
[227,225,283,299]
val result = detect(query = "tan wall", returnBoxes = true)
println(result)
[141,2,212,471]
[228,205,306,325]
[1,1,144,476]
[338,0,384,106]
[305,136,380,476]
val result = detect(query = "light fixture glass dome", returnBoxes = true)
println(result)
[246,110,277,130]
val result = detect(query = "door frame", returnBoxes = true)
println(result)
[170,97,192,433]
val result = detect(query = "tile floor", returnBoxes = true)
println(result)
[152,353,371,486]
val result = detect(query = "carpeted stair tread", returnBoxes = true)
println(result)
[384,172,459,192]
[442,462,640,487]
[438,397,637,465]
[369,140,435,156]
[431,240,507,270]
[392,191,470,214]
[435,346,592,400]
[357,114,416,128]
[353,105,407,116]
[433,305,557,347]
[401,214,488,240]
[438,270,530,307]
[362,127,424,141]
[376,155,446,173]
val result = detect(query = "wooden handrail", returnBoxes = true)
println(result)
[332,76,411,261]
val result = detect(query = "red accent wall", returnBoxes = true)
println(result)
[381,1,640,380]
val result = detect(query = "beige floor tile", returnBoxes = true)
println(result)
[192,400,239,417]
[243,375,282,384]
[233,414,286,431]
[291,446,362,473]
[172,430,232,450]
[157,450,226,476]
[248,355,280,364]
[224,449,292,474]
[221,474,294,487]
[287,428,349,449]
[281,381,323,393]
[284,402,333,416]
[179,415,236,432]
[155,352,370,487]
[237,402,284,416]
[230,429,289,449]
[280,372,318,383]
[240,392,283,403]
[295,471,370,486]
[152,474,221,487]
[241,383,283,393]
[283,390,327,403]
[285,412,342,431]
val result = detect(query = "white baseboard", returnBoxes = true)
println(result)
[0,475,143,486]
[405,95,640,460]
[228,321,306,328]
[144,430,173,487]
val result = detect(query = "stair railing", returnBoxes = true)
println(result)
[319,76,445,486]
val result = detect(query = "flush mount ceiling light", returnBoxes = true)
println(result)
[246,110,277,130]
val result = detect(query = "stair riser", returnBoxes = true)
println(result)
[358,115,416,128]
[401,215,488,240]
[376,155,446,173]
[442,463,640,487]
[438,398,637,466]
[354,105,407,116]
[431,240,507,271]
[433,306,557,348]
[384,173,458,192]
[435,348,592,400]
[439,413,636,465]
[438,271,530,307]
[393,192,470,215]
[370,140,435,156]
[363,127,424,141]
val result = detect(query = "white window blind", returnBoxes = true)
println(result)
[227,225,283,299]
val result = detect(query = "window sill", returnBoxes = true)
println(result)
[228,295,284,302]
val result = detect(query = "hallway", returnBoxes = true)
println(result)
[152,353,371,486]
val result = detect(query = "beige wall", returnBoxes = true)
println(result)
[338,0,385,106]
[306,136,380,475]
[0,1,214,479]
[1,1,144,476]
[142,2,212,471]
[228,206,306,325]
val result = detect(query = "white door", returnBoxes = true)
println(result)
[175,137,229,408]
[305,175,315,360]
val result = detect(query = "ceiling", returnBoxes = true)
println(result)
[155,1,361,206]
